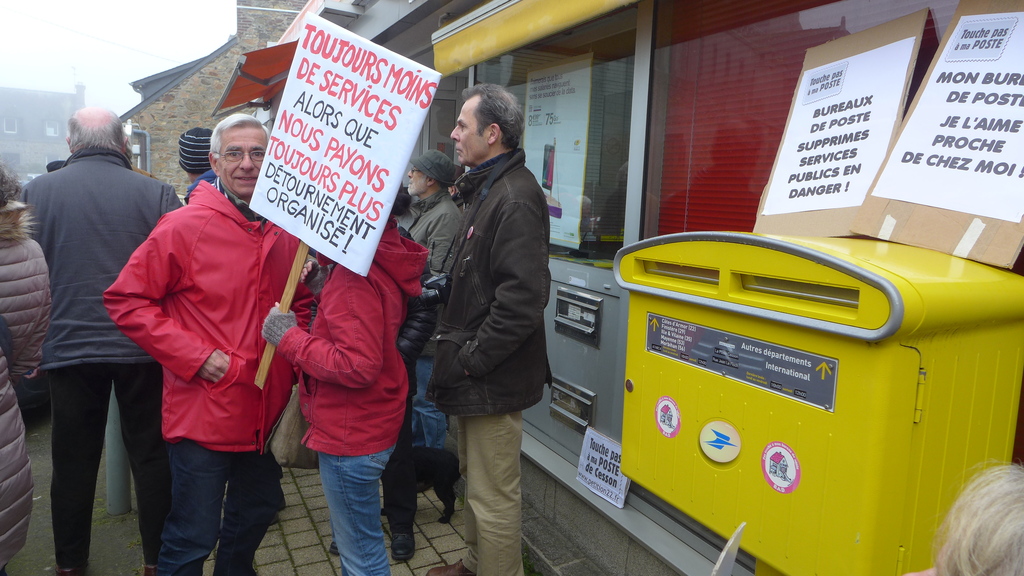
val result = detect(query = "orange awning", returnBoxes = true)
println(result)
[214,41,298,115]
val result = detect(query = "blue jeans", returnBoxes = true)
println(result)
[412,356,447,449]
[159,439,283,576]
[320,446,395,576]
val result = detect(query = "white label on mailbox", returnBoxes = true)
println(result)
[700,420,741,463]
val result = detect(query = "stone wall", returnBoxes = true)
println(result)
[127,0,305,196]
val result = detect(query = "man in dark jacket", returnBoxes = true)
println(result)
[22,107,181,576]
[426,84,551,576]
[380,191,439,561]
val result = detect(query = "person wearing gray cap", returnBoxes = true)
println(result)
[380,149,460,561]
[404,150,460,277]
[401,149,460,452]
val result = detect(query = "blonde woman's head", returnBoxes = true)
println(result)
[934,464,1024,576]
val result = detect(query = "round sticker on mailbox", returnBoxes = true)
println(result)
[655,396,680,438]
[700,420,741,463]
[761,441,801,494]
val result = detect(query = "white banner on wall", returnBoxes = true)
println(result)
[871,13,1024,222]
[760,38,916,216]
[250,14,440,275]
[523,56,593,249]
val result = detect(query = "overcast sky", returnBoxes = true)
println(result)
[0,0,238,116]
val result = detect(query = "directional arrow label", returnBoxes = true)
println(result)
[645,313,839,412]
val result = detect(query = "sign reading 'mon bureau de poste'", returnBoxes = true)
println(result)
[645,313,839,411]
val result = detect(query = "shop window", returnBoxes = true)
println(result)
[473,8,637,261]
[647,0,955,236]
[45,120,59,137]
[3,118,17,134]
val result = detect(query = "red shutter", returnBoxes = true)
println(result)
[652,0,906,234]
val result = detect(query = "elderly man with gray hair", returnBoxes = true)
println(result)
[23,107,180,576]
[105,113,313,576]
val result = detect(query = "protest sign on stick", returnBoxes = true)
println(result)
[254,241,308,389]
[250,13,441,276]
[250,13,441,386]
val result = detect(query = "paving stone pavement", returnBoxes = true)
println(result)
[241,467,469,576]
[10,405,598,576]
[8,405,471,576]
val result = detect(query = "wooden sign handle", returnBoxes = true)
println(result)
[255,241,309,389]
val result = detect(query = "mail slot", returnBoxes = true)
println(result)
[549,380,597,434]
[554,286,602,347]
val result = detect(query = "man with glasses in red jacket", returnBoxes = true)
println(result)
[105,113,313,576]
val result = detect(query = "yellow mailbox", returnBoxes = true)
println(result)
[614,232,1024,576]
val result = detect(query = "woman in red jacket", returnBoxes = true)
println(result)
[262,205,426,576]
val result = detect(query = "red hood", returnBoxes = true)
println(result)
[319,218,426,298]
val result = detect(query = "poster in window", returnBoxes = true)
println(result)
[524,55,593,249]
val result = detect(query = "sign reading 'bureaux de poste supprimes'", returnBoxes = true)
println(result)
[250,14,440,276]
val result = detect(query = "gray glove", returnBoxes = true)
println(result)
[262,308,297,346]
[304,261,329,295]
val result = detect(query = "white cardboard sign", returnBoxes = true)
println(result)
[871,13,1024,222]
[760,38,916,216]
[576,427,630,508]
[250,14,440,275]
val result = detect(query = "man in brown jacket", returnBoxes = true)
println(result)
[427,84,551,576]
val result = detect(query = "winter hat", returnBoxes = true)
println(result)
[178,127,213,174]
[411,150,456,187]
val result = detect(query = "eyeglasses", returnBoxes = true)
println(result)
[216,149,266,164]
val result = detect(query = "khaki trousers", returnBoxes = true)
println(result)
[457,412,525,576]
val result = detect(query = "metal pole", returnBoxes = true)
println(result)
[105,392,131,515]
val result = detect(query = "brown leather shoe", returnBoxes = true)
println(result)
[425,560,475,576]
[55,568,84,576]
[143,564,158,576]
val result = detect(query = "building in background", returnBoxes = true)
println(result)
[0,84,84,182]
[122,0,306,196]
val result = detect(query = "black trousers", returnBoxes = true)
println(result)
[380,394,416,535]
[49,362,171,568]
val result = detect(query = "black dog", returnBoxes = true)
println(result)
[412,446,460,523]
